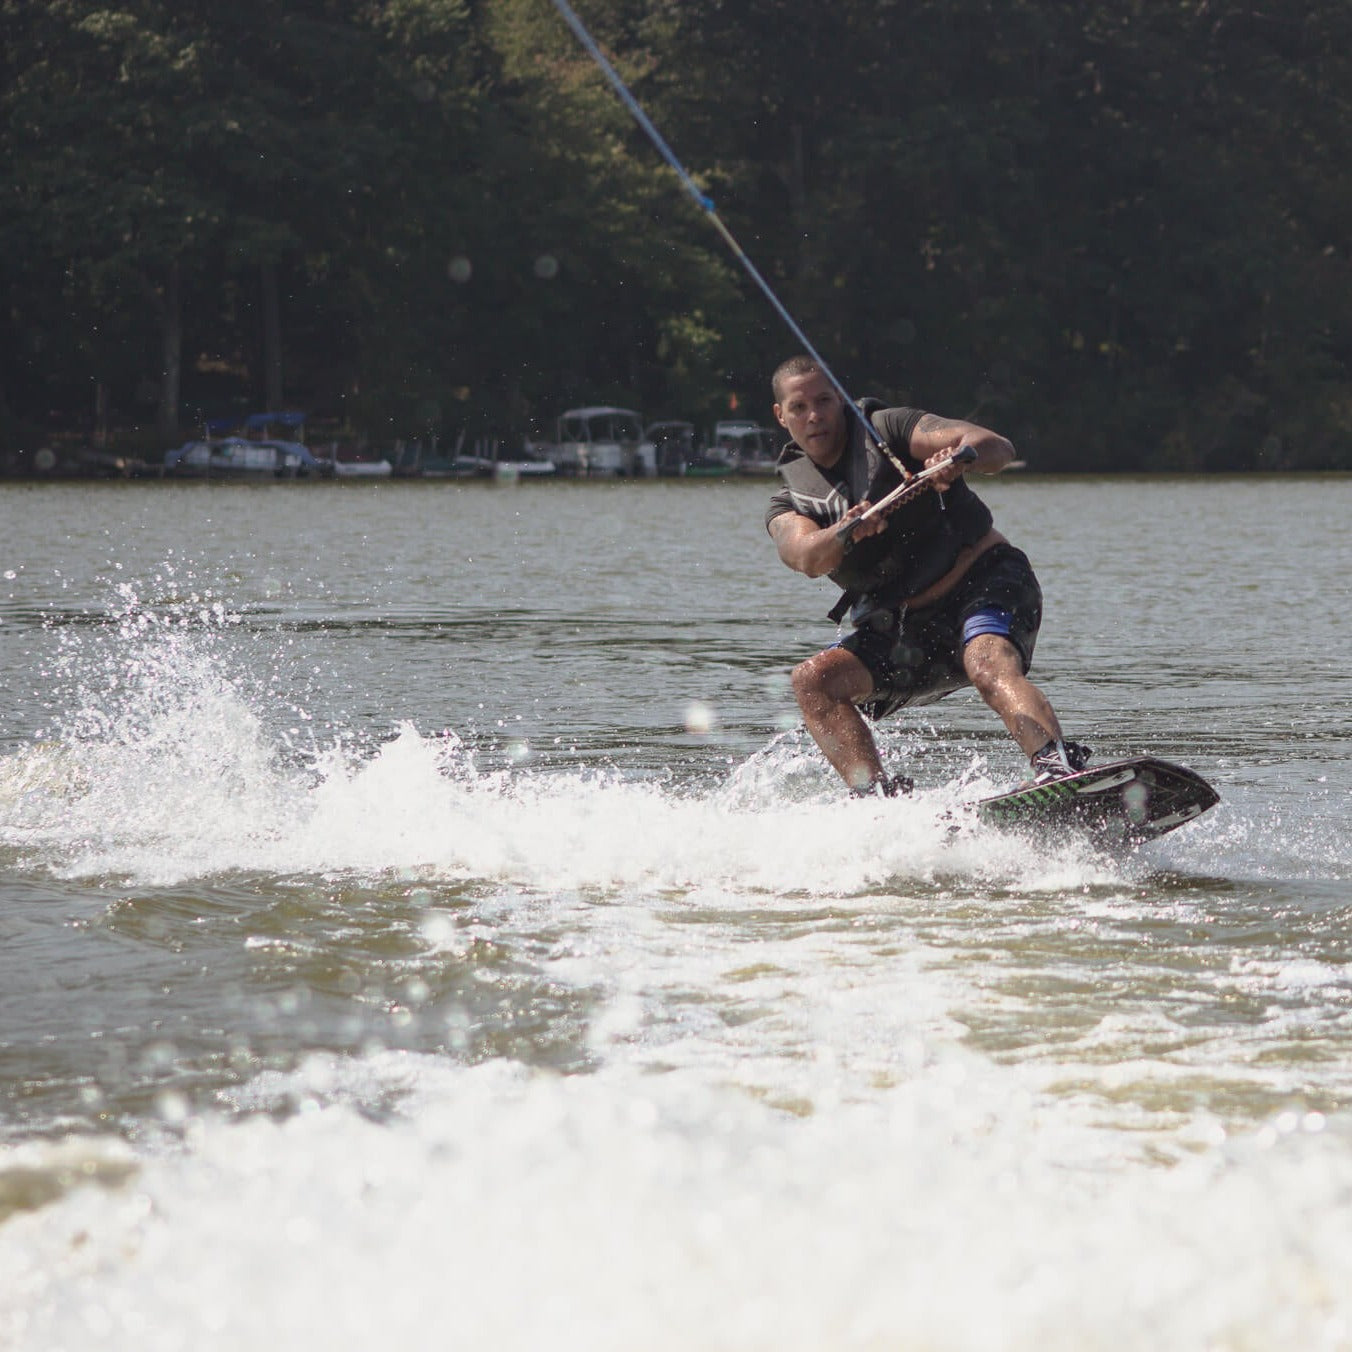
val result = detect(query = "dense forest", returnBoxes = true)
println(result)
[4,0,1352,470]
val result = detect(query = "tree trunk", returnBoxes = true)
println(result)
[261,261,284,410]
[156,258,182,443]
[94,381,109,448]
[791,122,810,284]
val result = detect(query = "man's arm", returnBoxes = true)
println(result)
[768,504,884,578]
[909,412,1014,481]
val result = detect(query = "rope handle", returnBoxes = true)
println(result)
[836,445,978,543]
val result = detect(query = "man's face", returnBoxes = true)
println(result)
[773,371,846,467]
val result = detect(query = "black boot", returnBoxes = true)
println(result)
[850,772,915,799]
[1028,739,1092,782]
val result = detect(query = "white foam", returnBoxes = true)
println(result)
[0,600,1195,897]
[8,582,1338,1350]
[2,1056,1351,1351]
[2,703,1136,897]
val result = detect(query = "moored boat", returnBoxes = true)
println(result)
[681,446,737,478]
[329,457,393,478]
[713,420,781,475]
[549,407,651,476]
[313,444,393,478]
[643,421,698,476]
[415,453,556,481]
[162,436,332,479]
[163,410,332,480]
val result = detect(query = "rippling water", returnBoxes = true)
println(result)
[1,474,1350,1350]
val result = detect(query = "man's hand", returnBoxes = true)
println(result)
[839,499,888,542]
[923,444,974,492]
[841,445,980,541]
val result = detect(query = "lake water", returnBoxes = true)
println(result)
[1,473,1350,1350]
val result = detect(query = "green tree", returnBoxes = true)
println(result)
[3,0,1351,468]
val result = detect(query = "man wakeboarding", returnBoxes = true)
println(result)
[765,355,1090,797]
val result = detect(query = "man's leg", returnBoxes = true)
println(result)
[962,633,1063,759]
[791,646,886,792]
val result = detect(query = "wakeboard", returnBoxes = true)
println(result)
[975,756,1219,843]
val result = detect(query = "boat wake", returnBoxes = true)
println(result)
[2,711,1130,892]
[0,579,1261,895]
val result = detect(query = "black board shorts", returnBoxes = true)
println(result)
[838,543,1043,721]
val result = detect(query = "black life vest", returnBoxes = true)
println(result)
[773,400,993,619]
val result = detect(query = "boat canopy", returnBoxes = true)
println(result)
[204,410,307,436]
[557,407,643,443]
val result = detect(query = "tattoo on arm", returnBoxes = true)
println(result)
[915,413,960,435]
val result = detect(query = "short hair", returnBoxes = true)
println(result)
[771,355,822,402]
